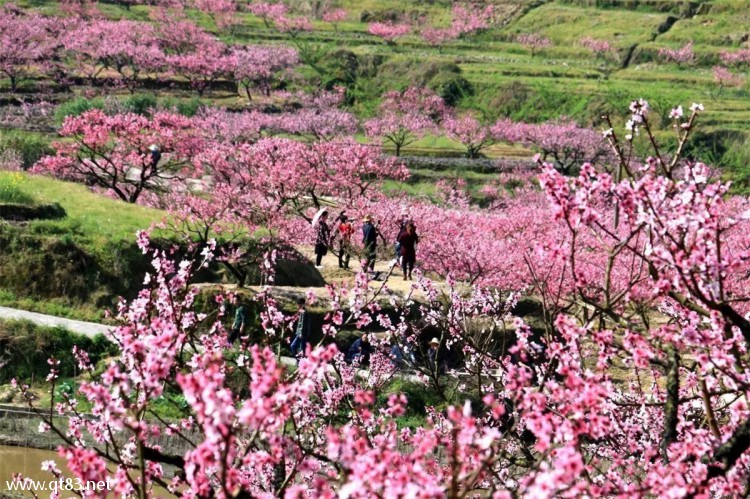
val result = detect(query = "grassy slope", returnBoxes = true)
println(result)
[0,172,164,320]
[18,173,163,244]
[1,0,748,134]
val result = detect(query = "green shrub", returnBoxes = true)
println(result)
[54,97,105,123]
[428,72,474,106]
[0,130,53,170]
[0,319,117,383]
[158,96,204,117]
[318,49,360,88]
[0,172,34,204]
[122,93,158,115]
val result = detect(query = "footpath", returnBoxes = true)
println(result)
[0,306,110,338]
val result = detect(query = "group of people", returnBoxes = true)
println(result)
[230,299,443,373]
[313,210,420,280]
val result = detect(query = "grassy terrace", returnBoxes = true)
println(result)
[0,0,747,133]
[0,172,165,321]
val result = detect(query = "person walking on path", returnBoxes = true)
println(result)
[336,213,354,269]
[394,211,410,262]
[397,222,419,280]
[314,210,331,269]
[362,215,384,272]
[290,297,311,358]
[228,302,248,346]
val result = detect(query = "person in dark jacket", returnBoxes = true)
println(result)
[314,211,331,268]
[148,144,161,168]
[394,212,409,260]
[346,333,373,364]
[362,215,379,271]
[389,339,405,369]
[290,297,311,358]
[397,222,419,280]
[227,302,247,346]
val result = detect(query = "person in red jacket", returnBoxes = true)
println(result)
[397,222,419,280]
[336,213,354,269]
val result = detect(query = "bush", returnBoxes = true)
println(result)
[428,72,474,106]
[54,97,105,123]
[0,130,53,170]
[718,133,750,194]
[158,96,204,117]
[0,172,34,204]
[0,319,117,383]
[319,49,360,88]
[0,227,103,302]
[378,379,446,428]
[122,93,158,115]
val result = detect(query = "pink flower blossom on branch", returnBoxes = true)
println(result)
[192,0,237,30]
[720,48,750,67]
[33,109,204,203]
[443,115,493,158]
[450,3,494,36]
[64,19,165,92]
[0,11,59,91]
[421,27,457,46]
[322,8,347,31]
[233,44,298,98]
[365,87,447,156]
[713,65,745,90]
[368,22,411,44]
[247,1,288,29]
[579,36,613,55]
[516,33,552,57]
[658,42,694,66]
[492,118,610,174]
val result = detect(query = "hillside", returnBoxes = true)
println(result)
[1,0,749,161]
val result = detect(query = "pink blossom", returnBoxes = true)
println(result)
[368,22,411,43]
[658,42,694,66]
[516,33,552,57]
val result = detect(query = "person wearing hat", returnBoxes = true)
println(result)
[427,337,441,374]
[336,212,354,269]
[394,211,410,260]
[362,215,381,271]
[148,144,161,169]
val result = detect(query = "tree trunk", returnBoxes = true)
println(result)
[660,347,680,462]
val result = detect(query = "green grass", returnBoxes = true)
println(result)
[505,3,670,48]
[657,7,750,46]
[0,172,35,204]
[0,174,166,323]
[16,173,164,245]
[0,288,109,322]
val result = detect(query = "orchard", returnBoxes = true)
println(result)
[2,1,750,498]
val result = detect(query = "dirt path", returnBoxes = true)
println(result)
[305,244,441,296]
